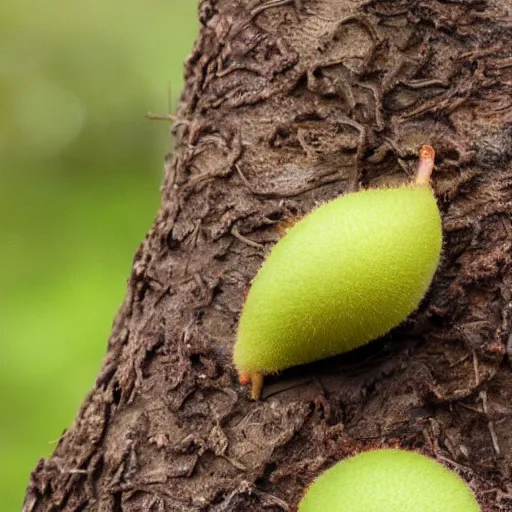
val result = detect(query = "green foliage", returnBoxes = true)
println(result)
[0,2,198,509]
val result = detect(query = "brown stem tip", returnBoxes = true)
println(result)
[239,372,264,400]
[415,145,436,186]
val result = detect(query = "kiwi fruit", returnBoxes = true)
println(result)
[298,449,480,511]
[234,146,442,399]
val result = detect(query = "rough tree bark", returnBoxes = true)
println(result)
[24,1,512,511]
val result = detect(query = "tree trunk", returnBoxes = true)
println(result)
[24,1,512,511]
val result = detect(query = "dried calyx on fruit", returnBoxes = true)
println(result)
[234,146,442,399]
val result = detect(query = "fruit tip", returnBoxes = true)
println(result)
[238,372,264,400]
[238,373,250,385]
[419,144,435,161]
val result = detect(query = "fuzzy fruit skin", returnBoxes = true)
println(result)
[234,184,442,379]
[298,449,480,512]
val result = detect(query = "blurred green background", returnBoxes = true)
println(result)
[0,2,198,509]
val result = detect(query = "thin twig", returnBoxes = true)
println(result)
[231,226,265,249]
[479,390,501,456]
[145,111,177,121]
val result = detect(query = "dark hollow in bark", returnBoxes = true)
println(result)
[24,1,512,511]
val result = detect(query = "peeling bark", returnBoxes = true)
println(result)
[24,1,512,511]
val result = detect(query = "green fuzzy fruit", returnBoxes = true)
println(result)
[298,449,480,511]
[234,150,442,398]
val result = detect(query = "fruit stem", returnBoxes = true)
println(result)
[415,145,435,186]
[238,372,263,400]
[250,372,264,400]
[239,372,264,400]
